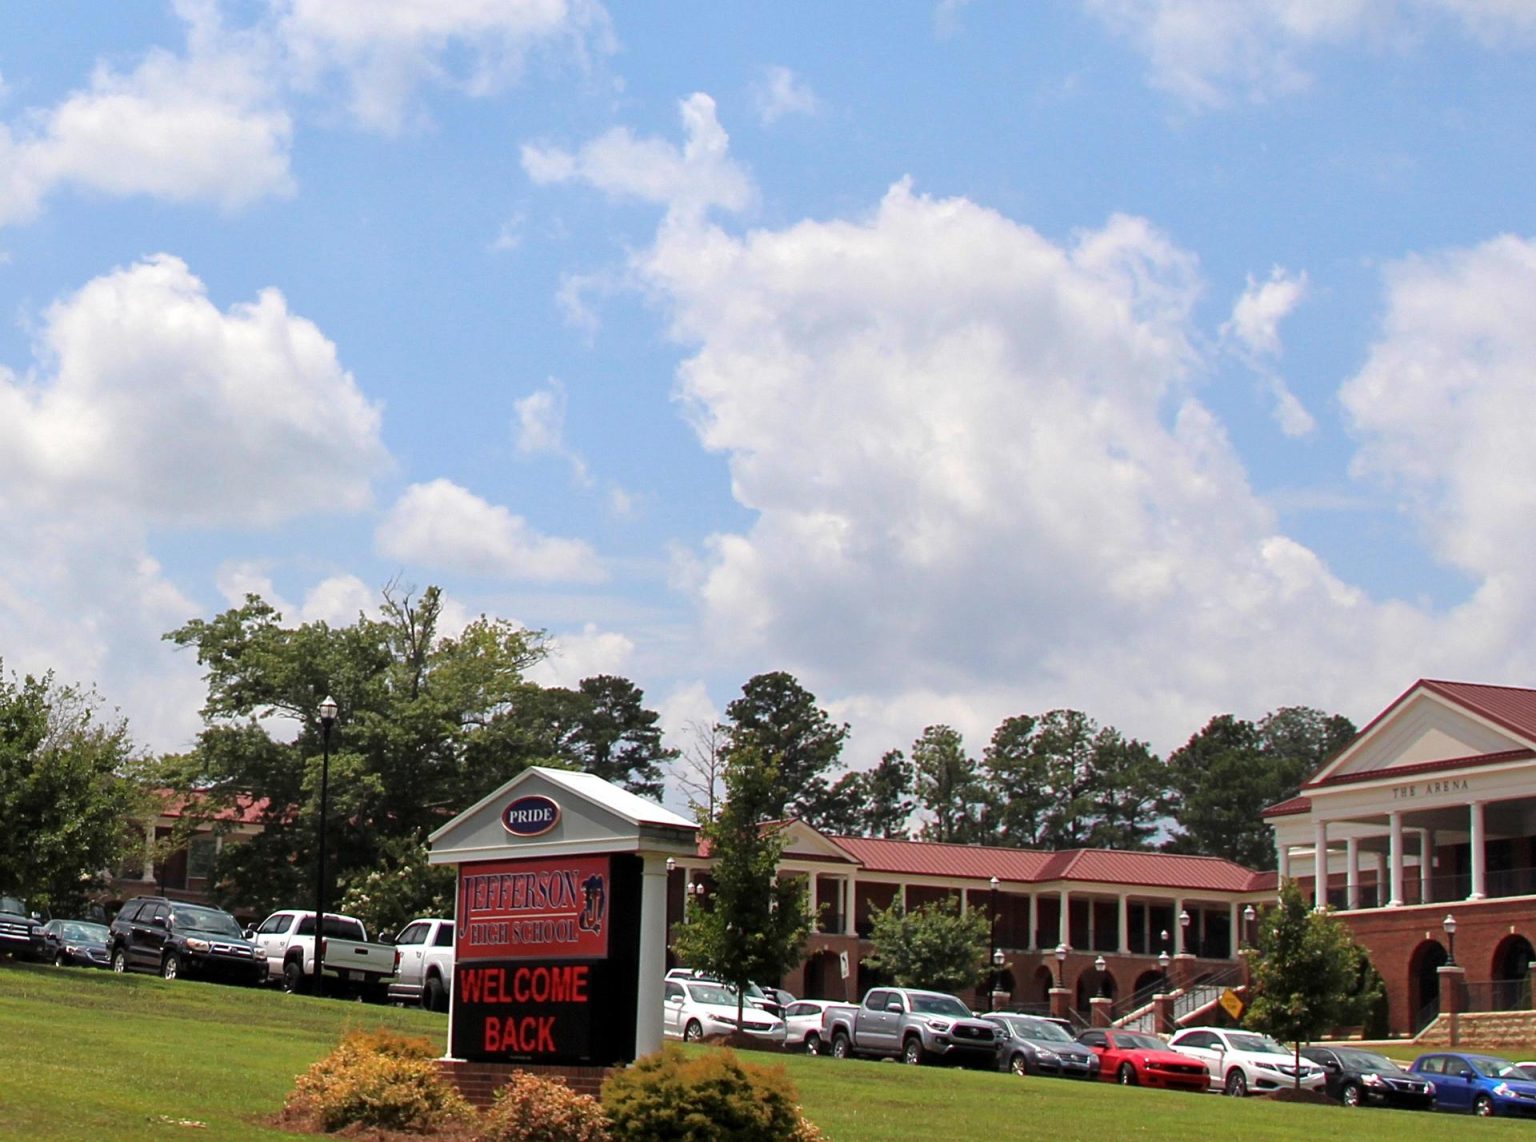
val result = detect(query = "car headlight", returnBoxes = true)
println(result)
[1494,1083,1512,1097]
[1036,1048,1059,1061]
[926,1020,952,1032]
[1362,1073,1383,1086]
[1425,1081,1436,1096]
[707,1014,736,1027]
[184,938,210,952]
[64,944,81,955]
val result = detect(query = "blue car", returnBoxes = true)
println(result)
[1410,1052,1536,1117]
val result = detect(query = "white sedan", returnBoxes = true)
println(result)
[1166,1027,1325,1096]
[783,999,840,1054]
[663,978,787,1044]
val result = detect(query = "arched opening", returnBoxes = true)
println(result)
[1132,968,1163,996]
[1076,968,1117,1009]
[1491,934,1535,1010]
[1408,939,1448,1032]
[803,950,843,1001]
[1030,965,1055,1007]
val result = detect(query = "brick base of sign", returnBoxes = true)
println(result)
[435,1059,618,1108]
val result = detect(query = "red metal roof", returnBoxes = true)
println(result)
[826,835,1267,893]
[1261,795,1311,818]
[1307,747,1535,789]
[1420,680,1536,742]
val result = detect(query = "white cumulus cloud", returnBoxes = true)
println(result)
[754,66,817,125]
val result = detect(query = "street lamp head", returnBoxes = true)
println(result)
[1443,914,1457,936]
[992,949,1005,968]
[665,857,676,873]
[1243,904,1256,922]
[1055,943,1067,962]
[1094,955,1106,972]
[318,695,338,726]
[1158,950,1170,969]
[989,876,999,890]
[1178,908,1190,929]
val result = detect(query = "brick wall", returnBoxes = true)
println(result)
[435,1060,618,1108]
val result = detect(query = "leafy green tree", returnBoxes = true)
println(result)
[509,675,675,799]
[669,740,810,1026]
[336,834,456,941]
[723,672,849,825]
[1164,708,1354,868]
[0,666,147,913]
[162,584,551,917]
[1245,880,1381,1086]
[811,749,915,838]
[911,725,985,843]
[863,897,990,993]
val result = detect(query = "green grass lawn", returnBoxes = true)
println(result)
[2,959,1532,1141]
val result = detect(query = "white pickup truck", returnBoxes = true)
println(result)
[249,909,396,1000]
[388,917,454,1011]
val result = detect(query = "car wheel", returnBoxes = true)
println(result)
[111,948,127,973]
[683,1019,704,1043]
[1224,1069,1248,1097]
[282,959,307,995]
[804,1031,821,1056]
[55,951,69,967]
[902,1037,925,1066]
[831,1032,851,1059]
[1009,1053,1029,1077]
[423,975,446,1013]
[1340,1082,1361,1107]
[161,953,180,981]
[1474,1094,1495,1117]
[1118,1063,1139,1086]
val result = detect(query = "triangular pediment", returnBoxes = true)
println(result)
[1309,683,1533,786]
[777,820,860,863]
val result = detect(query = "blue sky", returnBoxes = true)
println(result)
[4,1,1536,778]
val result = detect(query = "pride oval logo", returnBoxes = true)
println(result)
[501,795,561,837]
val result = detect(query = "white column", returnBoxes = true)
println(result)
[1277,843,1291,883]
[1313,819,1329,909]
[1228,901,1240,958]
[1388,811,1404,907]
[1345,837,1360,910]
[1418,830,1434,903]
[1469,801,1488,900]
[1375,852,1387,906]
[635,854,670,1056]
[1058,890,1070,948]
[1026,893,1037,950]
[843,877,855,937]
[1117,894,1130,955]
[1173,897,1186,955]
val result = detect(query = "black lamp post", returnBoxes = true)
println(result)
[1094,954,1107,999]
[1179,907,1191,957]
[1054,943,1067,989]
[1158,949,1170,993]
[991,948,1005,1009]
[313,695,337,999]
[1243,904,1257,950]
[1443,913,1458,965]
[988,875,1000,967]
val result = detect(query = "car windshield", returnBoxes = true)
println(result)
[910,994,971,1018]
[1225,1033,1288,1055]
[1114,1033,1166,1051]
[170,905,243,937]
[1008,1017,1073,1043]
[686,983,737,1006]
[1335,1050,1399,1072]
[1469,1056,1524,1079]
[61,922,108,942]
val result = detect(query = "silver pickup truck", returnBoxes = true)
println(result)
[249,909,396,1000]
[821,987,1000,1067]
[388,916,454,1011]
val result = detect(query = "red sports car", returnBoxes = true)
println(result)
[1076,1028,1210,1091]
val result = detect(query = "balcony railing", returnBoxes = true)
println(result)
[1337,865,1536,910]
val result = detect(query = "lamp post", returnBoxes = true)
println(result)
[1160,927,1170,954]
[988,876,1000,974]
[1243,904,1257,950]
[1094,954,1107,999]
[1054,943,1067,989]
[1443,913,1458,965]
[1158,949,1170,993]
[1179,907,1191,957]
[313,695,337,999]
[991,948,1005,1010]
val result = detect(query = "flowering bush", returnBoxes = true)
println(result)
[480,1071,611,1142]
[284,1028,474,1134]
[601,1045,821,1142]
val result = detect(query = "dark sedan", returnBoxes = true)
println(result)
[1301,1045,1435,1110]
[982,1013,1099,1079]
[40,919,111,968]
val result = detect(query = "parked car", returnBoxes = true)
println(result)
[665,968,785,1018]
[982,1013,1099,1079]
[783,999,840,1054]
[107,896,266,985]
[249,910,396,1000]
[1076,1028,1209,1090]
[1166,1027,1325,1096]
[821,988,1000,1067]
[1300,1045,1435,1109]
[40,919,111,968]
[0,894,47,961]
[1410,1052,1536,1117]
[388,917,453,1011]
[663,977,787,1044]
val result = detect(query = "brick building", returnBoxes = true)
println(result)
[668,821,1272,1019]
[1266,679,1536,1036]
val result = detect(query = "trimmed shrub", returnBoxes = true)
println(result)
[601,1045,822,1142]
[284,1028,474,1134]
[480,1071,611,1142]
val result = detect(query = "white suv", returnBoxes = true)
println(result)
[1167,1027,1325,1096]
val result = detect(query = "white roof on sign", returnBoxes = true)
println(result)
[427,765,697,858]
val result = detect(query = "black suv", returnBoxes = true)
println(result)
[0,894,47,961]
[107,897,266,985]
